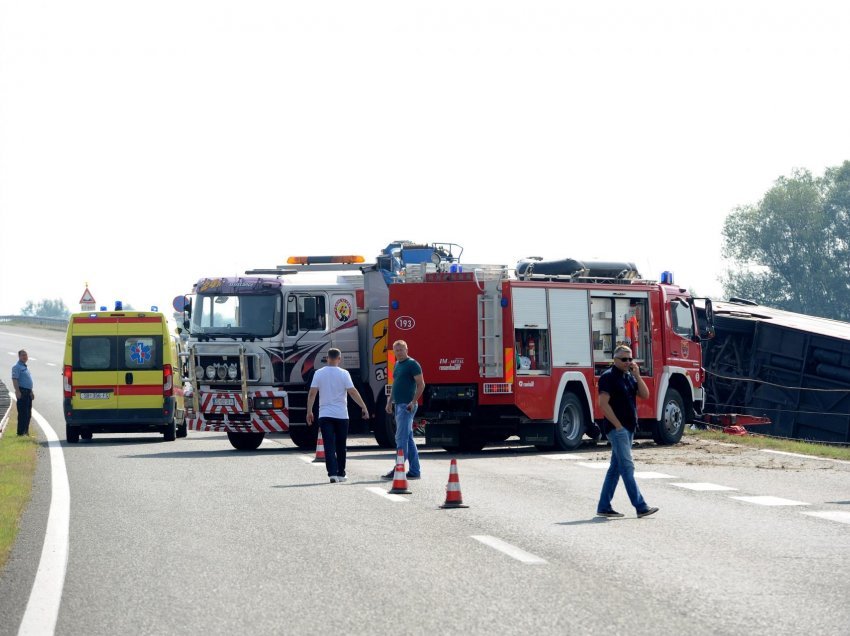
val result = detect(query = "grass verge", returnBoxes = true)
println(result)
[685,427,850,461]
[0,410,38,569]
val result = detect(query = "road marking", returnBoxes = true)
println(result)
[298,455,321,465]
[45,362,56,367]
[635,471,677,479]
[672,482,738,491]
[761,449,850,465]
[802,511,850,524]
[730,495,810,506]
[471,535,547,564]
[577,462,608,470]
[542,454,585,460]
[365,487,408,502]
[18,409,69,636]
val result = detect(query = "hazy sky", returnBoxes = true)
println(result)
[2,1,849,315]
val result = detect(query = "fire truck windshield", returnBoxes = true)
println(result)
[190,292,282,338]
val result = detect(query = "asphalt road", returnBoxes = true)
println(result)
[1,325,849,635]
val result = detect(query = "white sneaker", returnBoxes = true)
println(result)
[329,476,340,483]
[337,476,348,482]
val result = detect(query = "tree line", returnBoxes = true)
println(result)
[722,160,850,320]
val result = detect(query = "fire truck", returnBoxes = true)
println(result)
[180,242,461,450]
[387,258,714,452]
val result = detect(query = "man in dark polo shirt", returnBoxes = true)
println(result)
[381,339,425,480]
[596,345,659,519]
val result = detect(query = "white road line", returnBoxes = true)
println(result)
[45,362,56,367]
[298,455,321,465]
[730,495,810,506]
[761,449,850,465]
[577,462,608,470]
[802,511,850,524]
[542,454,585,460]
[635,471,677,479]
[365,487,408,502]
[471,535,547,564]
[672,482,738,491]
[18,409,69,636]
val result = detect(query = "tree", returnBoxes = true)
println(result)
[722,161,850,320]
[20,298,71,319]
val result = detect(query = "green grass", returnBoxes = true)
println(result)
[685,427,850,461]
[0,411,38,569]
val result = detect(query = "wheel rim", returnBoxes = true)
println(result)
[663,400,683,435]
[560,401,581,438]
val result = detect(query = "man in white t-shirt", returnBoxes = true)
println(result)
[306,348,369,483]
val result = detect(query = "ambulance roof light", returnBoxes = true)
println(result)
[151,305,158,311]
[287,255,366,265]
[99,306,107,311]
[660,271,674,285]
[114,300,123,310]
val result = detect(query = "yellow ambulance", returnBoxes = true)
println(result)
[62,308,186,443]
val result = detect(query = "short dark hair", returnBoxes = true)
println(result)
[327,348,342,360]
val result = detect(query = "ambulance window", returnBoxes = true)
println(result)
[671,300,694,337]
[76,337,113,370]
[120,336,162,370]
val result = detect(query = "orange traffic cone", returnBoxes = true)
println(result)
[440,458,469,508]
[388,449,411,494]
[313,427,326,463]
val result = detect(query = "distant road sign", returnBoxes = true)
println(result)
[172,295,188,312]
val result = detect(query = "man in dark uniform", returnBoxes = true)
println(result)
[12,349,34,436]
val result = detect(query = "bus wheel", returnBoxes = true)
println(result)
[227,432,265,451]
[653,388,685,445]
[554,391,586,451]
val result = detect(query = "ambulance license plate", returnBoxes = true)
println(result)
[80,392,111,400]
[213,398,235,406]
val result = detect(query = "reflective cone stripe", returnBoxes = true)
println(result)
[389,448,411,494]
[440,458,469,508]
[313,428,326,462]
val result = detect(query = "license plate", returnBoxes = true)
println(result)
[79,392,111,400]
[213,398,235,406]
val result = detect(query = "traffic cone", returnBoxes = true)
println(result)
[440,458,469,508]
[388,449,411,494]
[312,427,326,463]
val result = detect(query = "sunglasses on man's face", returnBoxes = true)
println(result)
[615,357,633,362]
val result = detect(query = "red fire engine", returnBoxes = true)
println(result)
[387,258,713,452]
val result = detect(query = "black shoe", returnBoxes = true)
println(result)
[596,509,624,518]
[637,507,659,518]
[406,472,421,479]
[380,470,395,480]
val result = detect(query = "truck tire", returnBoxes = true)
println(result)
[81,430,93,441]
[372,395,396,448]
[288,425,318,450]
[176,420,188,438]
[227,431,265,451]
[66,424,80,444]
[163,417,177,441]
[554,391,586,451]
[653,388,685,445]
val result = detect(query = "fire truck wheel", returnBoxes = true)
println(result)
[654,388,685,445]
[66,424,80,444]
[288,426,319,450]
[554,391,586,451]
[372,395,396,449]
[227,432,265,450]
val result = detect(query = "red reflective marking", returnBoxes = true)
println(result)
[118,385,164,396]
[73,317,163,323]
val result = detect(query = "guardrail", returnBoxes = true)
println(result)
[0,315,69,330]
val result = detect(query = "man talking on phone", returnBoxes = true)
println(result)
[596,345,659,519]
[382,340,425,480]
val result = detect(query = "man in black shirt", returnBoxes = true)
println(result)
[596,345,659,519]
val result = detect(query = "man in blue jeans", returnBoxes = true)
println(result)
[596,345,659,519]
[382,340,426,480]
